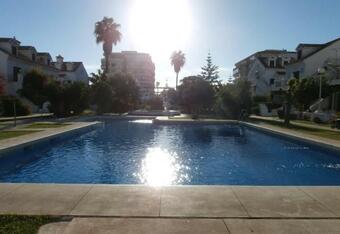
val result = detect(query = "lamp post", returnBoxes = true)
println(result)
[317,68,326,111]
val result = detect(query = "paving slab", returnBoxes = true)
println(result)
[0,183,23,198]
[232,186,335,217]
[224,219,340,234]
[300,187,340,216]
[70,185,161,216]
[0,184,91,215]
[161,186,247,217]
[38,221,70,234]
[64,218,229,234]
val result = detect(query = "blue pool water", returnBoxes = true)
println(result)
[0,119,340,185]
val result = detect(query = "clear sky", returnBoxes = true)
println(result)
[1,0,340,87]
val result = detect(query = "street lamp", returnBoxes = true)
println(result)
[317,68,326,111]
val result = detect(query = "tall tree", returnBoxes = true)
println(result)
[94,17,122,74]
[170,50,186,89]
[200,53,220,87]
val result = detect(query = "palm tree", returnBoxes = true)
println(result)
[170,51,185,89]
[94,17,122,74]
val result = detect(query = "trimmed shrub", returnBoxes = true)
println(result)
[1,96,30,116]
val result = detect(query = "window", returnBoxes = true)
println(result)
[293,71,300,79]
[47,59,51,66]
[297,50,302,59]
[283,60,289,66]
[11,46,17,55]
[270,78,274,85]
[32,53,36,61]
[13,67,21,82]
[269,60,275,67]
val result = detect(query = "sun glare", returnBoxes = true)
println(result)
[137,147,189,186]
[129,0,192,61]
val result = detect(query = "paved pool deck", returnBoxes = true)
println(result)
[0,121,101,154]
[0,184,340,233]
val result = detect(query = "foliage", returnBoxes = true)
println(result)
[90,69,106,84]
[94,17,121,72]
[177,76,214,116]
[107,74,140,113]
[143,96,164,110]
[200,53,220,87]
[162,88,179,109]
[19,69,50,108]
[0,215,60,234]
[0,131,39,140]
[170,50,186,88]
[47,82,90,117]
[253,95,270,103]
[216,79,252,119]
[0,74,5,96]
[1,96,30,116]
[289,76,332,111]
[90,72,140,114]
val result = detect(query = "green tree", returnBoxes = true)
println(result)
[94,17,122,74]
[90,73,140,114]
[200,52,220,87]
[47,82,89,116]
[177,76,214,117]
[170,51,185,89]
[216,79,252,119]
[19,69,50,108]
[289,76,332,111]
[107,74,140,113]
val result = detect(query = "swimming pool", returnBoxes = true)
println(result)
[0,119,340,185]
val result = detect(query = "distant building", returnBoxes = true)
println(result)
[103,51,155,100]
[0,37,89,96]
[286,38,340,85]
[233,50,296,96]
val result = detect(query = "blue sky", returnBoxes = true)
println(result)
[1,0,340,87]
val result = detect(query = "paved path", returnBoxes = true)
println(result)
[1,184,340,233]
[0,121,101,153]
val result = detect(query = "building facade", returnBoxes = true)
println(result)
[285,38,340,85]
[103,51,155,100]
[0,37,89,96]
[233,50,296,96]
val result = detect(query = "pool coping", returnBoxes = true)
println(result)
[0,121,102,156]
[242,121,340,152]
[1,183,340,219]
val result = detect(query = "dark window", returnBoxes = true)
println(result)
[270,78,275,85]
[269,60,275,67]
[283,60,289,66]
[13,67,21,82]
[293,71,300,79]
[32,53,36,61]
[297,50,302,59]
[11,46,17,55]
[47,59,51,66]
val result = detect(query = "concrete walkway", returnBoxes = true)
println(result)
[1,184,340,233]
[0,121,101,153]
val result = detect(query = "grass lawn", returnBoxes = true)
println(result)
[0,215,60,234]
[0,130,39,140]
[24,122,70,129]
[252,119,340,141]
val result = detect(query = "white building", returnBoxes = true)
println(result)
[0,37,89,96]
[286,38,340,84]
[103,51,155,100]
[233,50,296,96]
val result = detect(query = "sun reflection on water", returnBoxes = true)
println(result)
[136,147,189,186]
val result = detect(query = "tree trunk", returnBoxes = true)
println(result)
[176,72,179,90]
[105,54,109,75]
[284,101,291,126]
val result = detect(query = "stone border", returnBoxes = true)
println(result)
[0,121,102,156]
[242,122,340,153]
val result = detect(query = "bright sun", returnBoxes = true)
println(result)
[129,0,192,61]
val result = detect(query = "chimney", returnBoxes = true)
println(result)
[55,55,64,69]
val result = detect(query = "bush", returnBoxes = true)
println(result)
[277,109,297,120]
[253,95,270,103]
[1,96,30,116]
